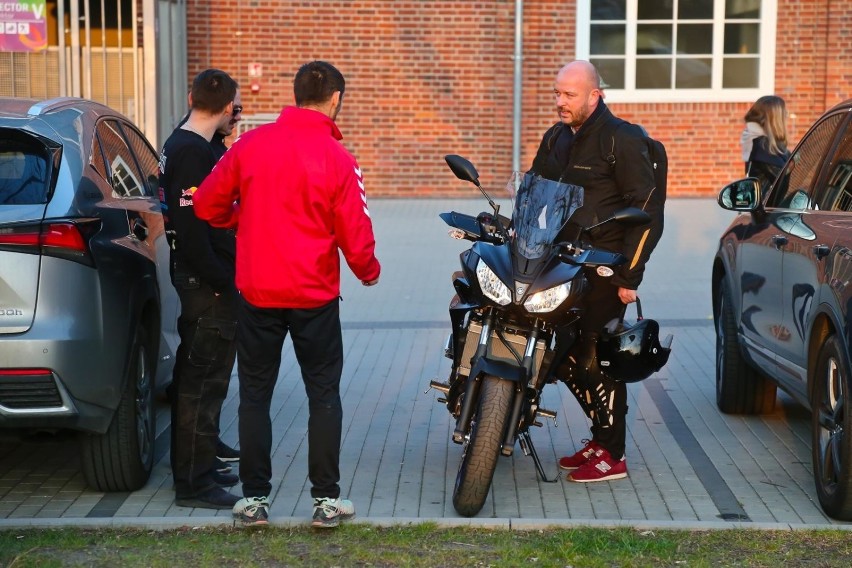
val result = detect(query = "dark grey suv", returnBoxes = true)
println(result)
[713,99,852,520]
[0,97,178,491]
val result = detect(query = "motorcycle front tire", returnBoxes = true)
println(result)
[452,374,513,517]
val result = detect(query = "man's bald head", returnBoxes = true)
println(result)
[553,60,603,129]
[557,61,602,90]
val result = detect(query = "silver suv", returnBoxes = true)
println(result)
[0,97,178,491]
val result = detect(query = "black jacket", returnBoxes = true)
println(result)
[158,129,236,295]
[745,136,789,191]
[530,102,661,289]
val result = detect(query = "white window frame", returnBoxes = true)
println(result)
[110,156,144,198]
[576,0,778,103]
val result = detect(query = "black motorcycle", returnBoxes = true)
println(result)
[428,155,650,517]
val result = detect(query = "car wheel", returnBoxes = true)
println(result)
[715,278,776,414]
[811,335,852,520]
[80,325,155,491]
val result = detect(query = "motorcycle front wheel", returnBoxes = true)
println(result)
[452,374,513,517]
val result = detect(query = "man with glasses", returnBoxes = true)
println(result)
[168,87,244,474]
[208,90,242,467]
[213,96,243,154]
[159,69,243,509]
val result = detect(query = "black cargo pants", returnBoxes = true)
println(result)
[170,276,238,499]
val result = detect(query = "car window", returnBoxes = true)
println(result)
[0,134,50,205]
[118,123,159,198]
[767,112,846,210]
[94,120,146,198]
[813,119,852,212]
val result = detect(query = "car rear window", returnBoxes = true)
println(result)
[0,138,50,205]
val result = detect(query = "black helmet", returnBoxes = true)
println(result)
[597,299,673,383]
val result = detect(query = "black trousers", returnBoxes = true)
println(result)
[556,271,629,459]
[171,283,238,498]
[237,297,344,500]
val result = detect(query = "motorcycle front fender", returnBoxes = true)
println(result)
[452,356,523,444]
[469,356,525,384]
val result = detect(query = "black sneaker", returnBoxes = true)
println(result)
[176,487,239,510]
[214,457,232,473]
[233,496,270,526]
[211,469,239,487]
[217,440,240,462]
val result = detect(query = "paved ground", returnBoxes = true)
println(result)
[1,197,850,530]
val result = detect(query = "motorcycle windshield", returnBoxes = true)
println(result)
[511,173,583,259]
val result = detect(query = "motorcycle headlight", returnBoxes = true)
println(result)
[524,282,572,313]
[476,259,511,305]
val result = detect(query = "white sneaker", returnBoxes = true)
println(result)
[311,497,355,528]
[232,496,270,526]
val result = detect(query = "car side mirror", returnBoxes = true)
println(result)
[719,178,761,212]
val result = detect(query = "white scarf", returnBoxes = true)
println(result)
[740,121,766,162]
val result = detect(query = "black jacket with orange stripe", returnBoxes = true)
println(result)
[529,101,663,289]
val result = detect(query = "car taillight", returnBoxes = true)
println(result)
[41,223,87,252]
[0,368,54,378]
[0,219,100,266]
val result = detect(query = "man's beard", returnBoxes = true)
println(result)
[559,105,588,128]
[568,105,589,128]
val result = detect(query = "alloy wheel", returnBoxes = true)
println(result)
[134,344,153,466]
[816,356,845,489]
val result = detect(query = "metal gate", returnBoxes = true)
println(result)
[0,0,186,148]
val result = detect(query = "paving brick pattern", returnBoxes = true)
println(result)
[0,199,848,528]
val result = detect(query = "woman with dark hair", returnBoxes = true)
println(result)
[740,95,791,189]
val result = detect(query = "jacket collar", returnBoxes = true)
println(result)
[573,100,611,139]
[278,106,343,140]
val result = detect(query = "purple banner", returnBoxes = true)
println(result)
[0,0,47,53]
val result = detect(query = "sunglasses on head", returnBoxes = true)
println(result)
[232,105,243,116]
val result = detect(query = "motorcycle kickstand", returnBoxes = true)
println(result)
[518,431,559,483]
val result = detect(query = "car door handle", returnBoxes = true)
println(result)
[813,244,830,260]
[772,235,788,249]
[131,218,148,241]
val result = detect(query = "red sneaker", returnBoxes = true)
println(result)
[558,439,601,470]
[567,448,627,482]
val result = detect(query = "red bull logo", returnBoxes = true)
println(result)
[179,187,197,207]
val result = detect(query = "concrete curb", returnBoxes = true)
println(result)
[1,516,850,532]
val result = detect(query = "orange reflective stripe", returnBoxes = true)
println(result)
[629,229,650,270]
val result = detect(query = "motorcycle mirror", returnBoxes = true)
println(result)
[444,154,511,241]
[444,155,480,186]
[583,207,651,232]
[610,207,651,226]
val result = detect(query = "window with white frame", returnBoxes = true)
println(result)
[575,0,778,103]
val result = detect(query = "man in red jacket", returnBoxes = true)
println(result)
[193,60,380,528]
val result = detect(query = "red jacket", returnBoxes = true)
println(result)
[193,106,380,308]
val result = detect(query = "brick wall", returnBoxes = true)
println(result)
[186,0,852,198]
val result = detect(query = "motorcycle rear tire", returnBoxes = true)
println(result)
[452,374,513,517]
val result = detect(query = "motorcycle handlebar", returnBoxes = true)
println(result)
[557,242,626,267]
